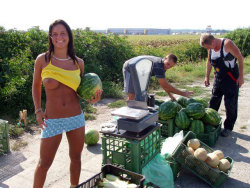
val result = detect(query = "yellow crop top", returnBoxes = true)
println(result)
[41,61,81,91]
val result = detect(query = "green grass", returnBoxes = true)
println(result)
[84,113,96,120]
[108,100,126,108]
[11,140,28,151]
[155,91,168,97]
[240,125,247,129]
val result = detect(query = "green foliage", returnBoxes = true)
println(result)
[155,91,168,97]
[84,113,96,120]
[0,49,35,117]
[129,35,207,63]
[225,28,250,57]
[73,30,135,82]
[80,100,97,114]
[107,100,126,108]
[102,81,124,99]
[25,26,48,59]
[9,125,25,138]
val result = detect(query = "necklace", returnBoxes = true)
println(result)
[53,55,71,61]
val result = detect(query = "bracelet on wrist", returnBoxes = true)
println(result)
[35,108,42,114]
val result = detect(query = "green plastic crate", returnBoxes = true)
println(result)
[76,164,145,188]
[172,131,233,188]
[158,120,174,138]
[195,123,221,147]
[160,119,221,147]
[0,120,10,155]
[102,126,161,174]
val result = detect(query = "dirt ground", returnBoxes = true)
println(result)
[0,75,250,188]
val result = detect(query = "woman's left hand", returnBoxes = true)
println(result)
[88,89,103,104]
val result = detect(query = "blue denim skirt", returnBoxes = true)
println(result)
[41,112,85,138]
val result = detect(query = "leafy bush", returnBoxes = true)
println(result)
[73,30,135,82]
[0,49,35,117]
[225,28,250,57]
[102,81,125,99]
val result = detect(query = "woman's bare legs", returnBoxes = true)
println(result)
[33,134,62,188]
[66,126,85,186]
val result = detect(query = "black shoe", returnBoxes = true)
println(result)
[220,129,232,137]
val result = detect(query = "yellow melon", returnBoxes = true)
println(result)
[213,150,224,160]
[194,148,207,161]
[219,158,231,173]
[205,153,220,168]
[187,139,200,150]
[187,147,194,155]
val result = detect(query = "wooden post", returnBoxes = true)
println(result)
[22,109,27,126]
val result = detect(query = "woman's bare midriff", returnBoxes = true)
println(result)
[43,80,82,119]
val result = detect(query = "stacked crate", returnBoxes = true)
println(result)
[0,119,10,155]
[158,119,221,147]
[102,124,161,174]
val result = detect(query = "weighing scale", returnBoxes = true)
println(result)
[111,56,159,136]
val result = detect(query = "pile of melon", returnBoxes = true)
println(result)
[158,97,222,135]
[185,139,231,173]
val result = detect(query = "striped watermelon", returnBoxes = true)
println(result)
[175,109,190,130]
[173,101,182,112]
[189,120,204,134]
[202,108,221,126]
[194,98,209,108]
[77,73,102,101]
[159,101,178,121]
[204,125,217,133]
[185,103,205,119]
[177,96,188,107]
[187,98,197,105]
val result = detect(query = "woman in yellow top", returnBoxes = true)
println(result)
[32,19,102,188]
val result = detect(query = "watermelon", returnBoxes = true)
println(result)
[204,125,217,133]
[194,98,209,108]
[189,120,204,134]
[202,108,221,126]
[85,129,99,145]
[177,96,188,107]
[77,73,102,101]
[187,98,197,105]
[155,99,165,106]
[158,101,178,121]
[173,101,182,112]
[185,103,205,119]
[175,109,190,130]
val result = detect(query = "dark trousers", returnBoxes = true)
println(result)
[209,80,239,131]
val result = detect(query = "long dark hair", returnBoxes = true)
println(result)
[45,19,78,63]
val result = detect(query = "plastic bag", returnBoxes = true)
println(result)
[142,154,174,188]
[161,130,184,156]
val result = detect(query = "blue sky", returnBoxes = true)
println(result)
[1,0,249,31]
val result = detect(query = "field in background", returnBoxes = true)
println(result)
[127,34,200,46]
